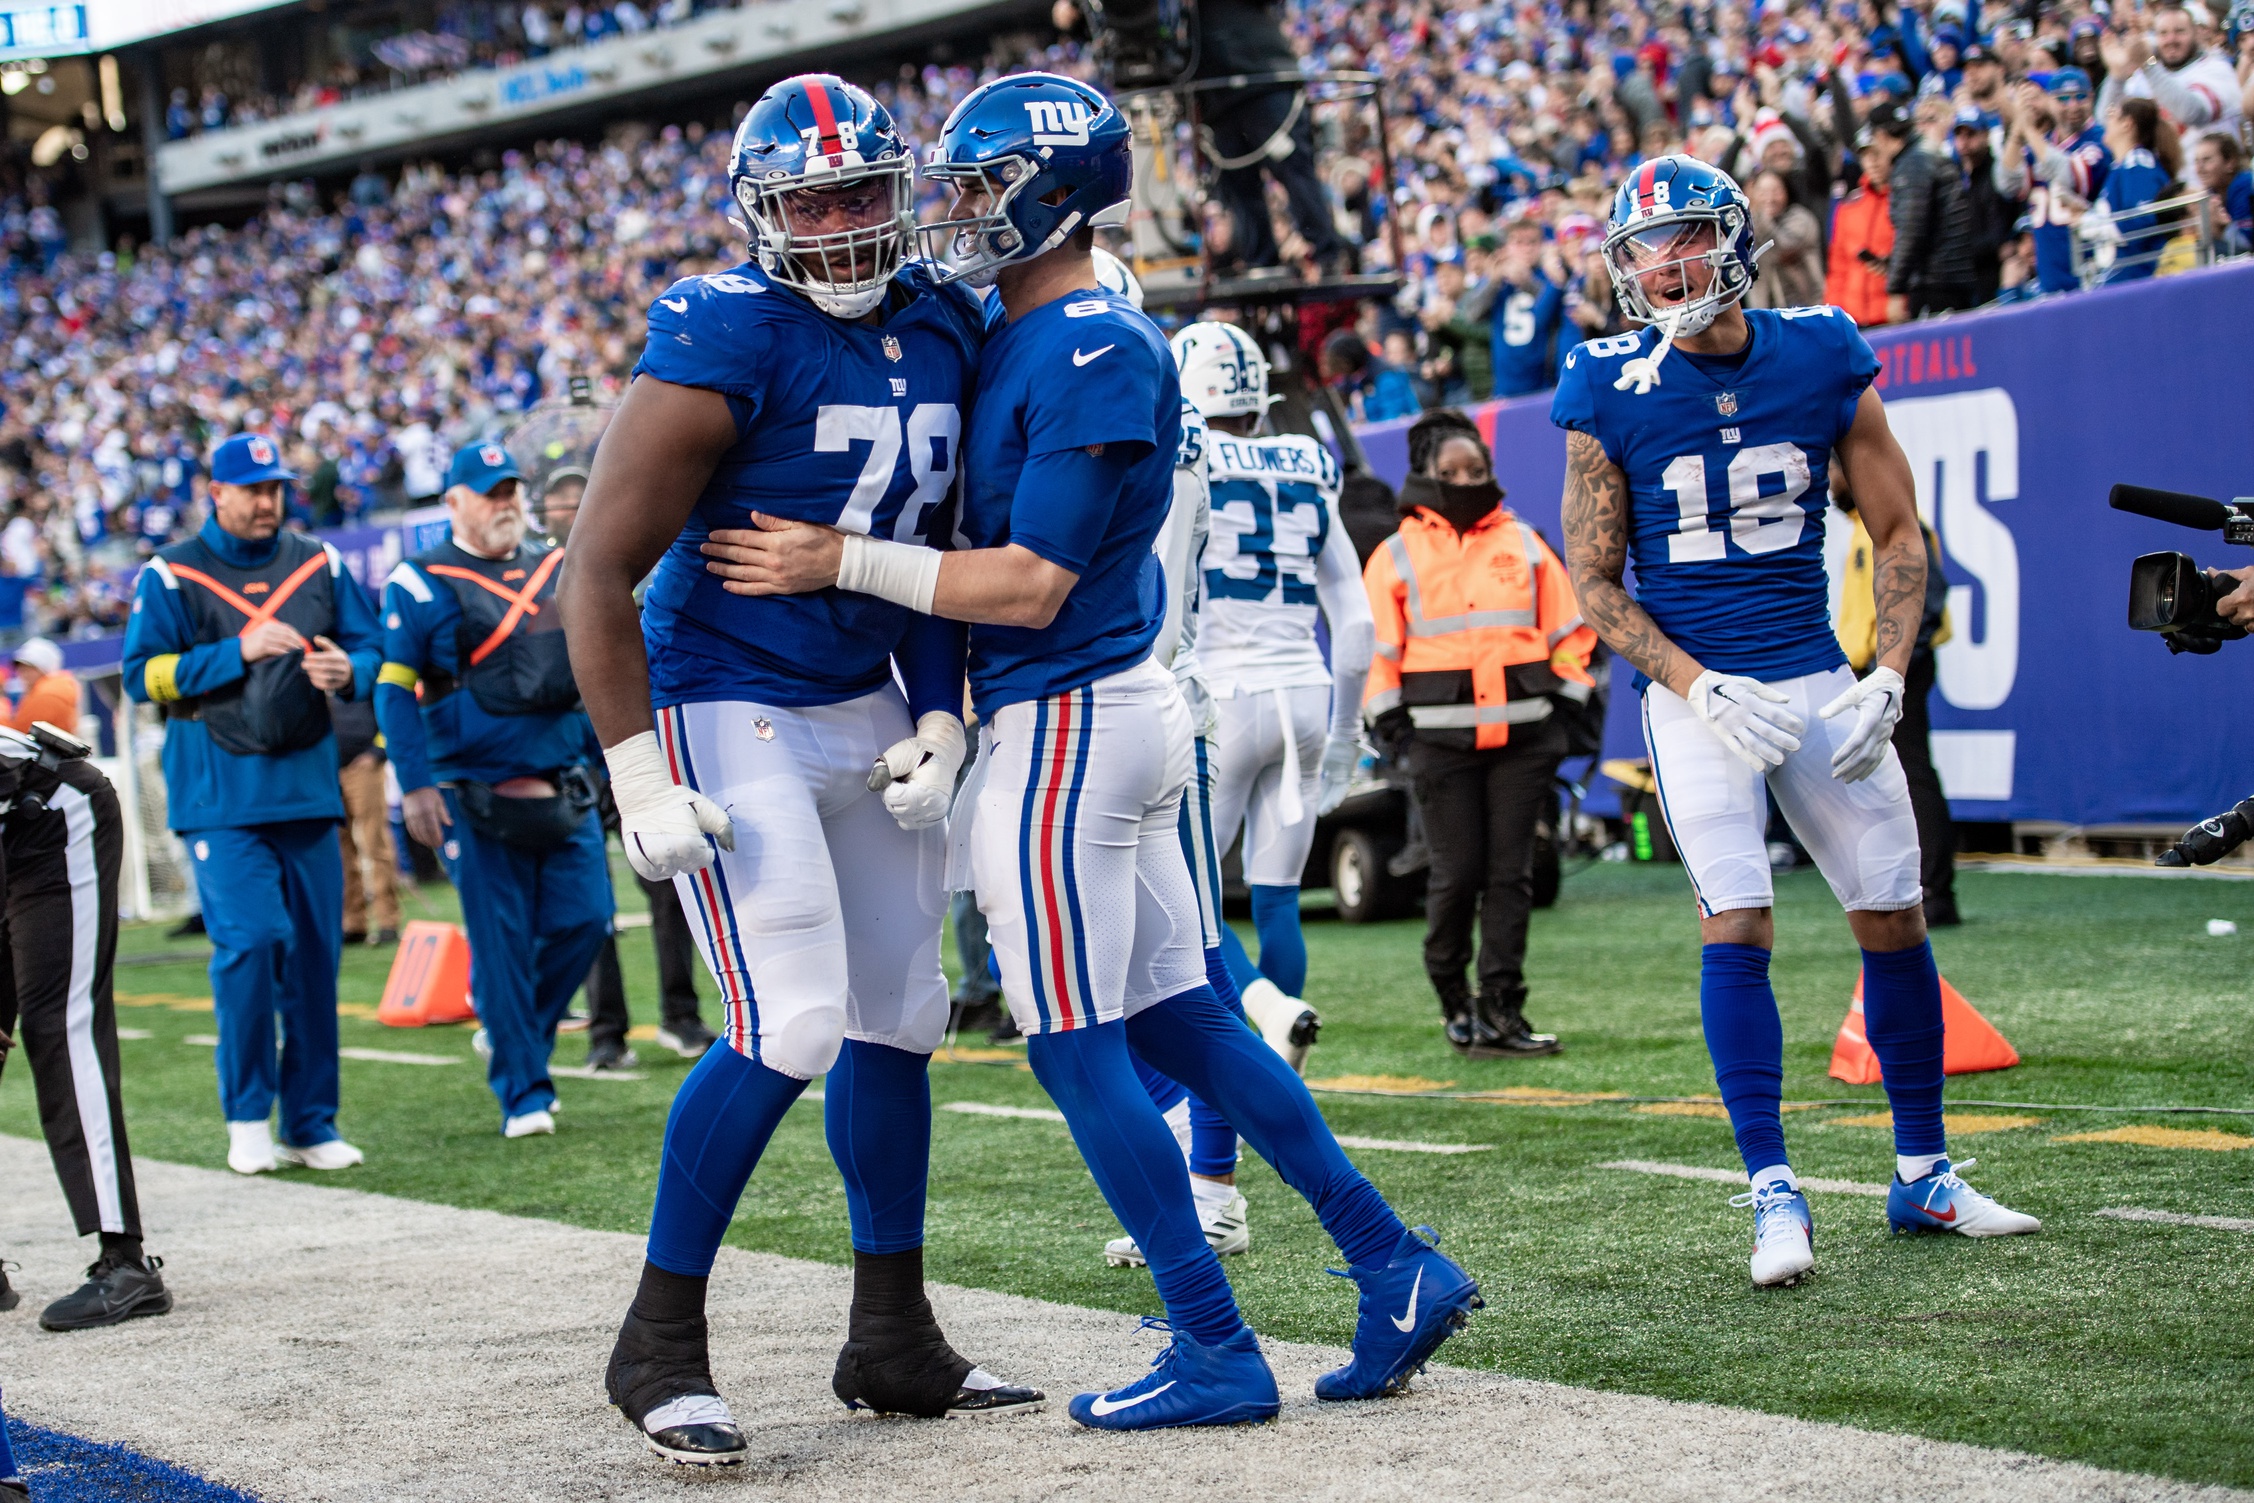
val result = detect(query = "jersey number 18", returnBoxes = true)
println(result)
[1660,442,1813,562]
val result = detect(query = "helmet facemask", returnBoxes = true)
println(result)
[921,153,1053,288]
[737,150,913,319]
[1603,204,1755,337]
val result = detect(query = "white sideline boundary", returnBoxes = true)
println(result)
[1603,1160,1891,1196]
[2096,1207,2254,1232]
[0,1137,2237,1503]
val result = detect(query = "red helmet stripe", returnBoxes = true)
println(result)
[805,79,845,155]
[1636,160,1660,211]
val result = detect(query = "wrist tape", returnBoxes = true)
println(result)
[838,533,942,615]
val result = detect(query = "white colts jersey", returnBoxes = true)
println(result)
[1197,432,1356,697]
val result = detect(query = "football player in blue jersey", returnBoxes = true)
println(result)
[555,74,1039,1466]
[700,70,1480,1432]
[1551,157,2039,1291]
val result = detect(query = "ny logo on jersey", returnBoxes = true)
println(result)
[1714,392,1738,417]
[1025,99,1092,146]
[890,377,908,397]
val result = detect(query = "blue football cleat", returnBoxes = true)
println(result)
[1314,1226,1482,1401]
[1066,1319,1280,1430]
[1887,1157,2041,1237]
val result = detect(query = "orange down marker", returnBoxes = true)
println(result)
[1828,971,2019,1084]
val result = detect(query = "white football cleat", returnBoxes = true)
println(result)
[1729,1182,1815,1287]
[471,1027,492,1062]
[1239,978,1320,1074]
[1104,1190,1251,1268]
[1887,1158,2042,1237]
[504,1109,556,1139]
[274,1138,364,1171]
[226,1120,277,1175]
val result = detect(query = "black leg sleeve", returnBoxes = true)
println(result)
[1472,730,1564,995]
[1892,650,1955,903]
[1411,742,1486,989]
[583,932,629,1048]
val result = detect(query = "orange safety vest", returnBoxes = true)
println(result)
[1362,505,1597,750]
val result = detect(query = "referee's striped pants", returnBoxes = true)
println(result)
[0,760,139,1242]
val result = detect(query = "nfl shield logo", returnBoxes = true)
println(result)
[248,437,275,465]
[882,336,903,363]
[481,443,506,466]
[1714,393,1738,417]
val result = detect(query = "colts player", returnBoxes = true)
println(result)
[702,72,1480,1430]
[556,74,1037,1466]
[1551,156,2038,1290]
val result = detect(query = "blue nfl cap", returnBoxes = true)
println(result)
[447,440,525,494]
[210,431,294,486]
[2048,66,2093,98]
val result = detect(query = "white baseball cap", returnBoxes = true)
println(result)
[12,638,61,674]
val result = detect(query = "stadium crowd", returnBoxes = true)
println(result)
[2,0,2251,636]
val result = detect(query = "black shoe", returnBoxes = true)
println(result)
[1,1478,28,1500]
[167,914,206,939]
[1924,894,1962,928]
[1388,840,1431,879]
[949,996,1001,1038]
[1474,987,1562,1057]
[342,930,368,947]
[40,1252,171,1331]
[0,1259,18,1311]
[1436,977,1489,1055]
[655,1019,718,1059]
[586,1037,639,1072]
[834,1320,1044,1418]
[987,1012,1023,1044]
[607,1307,746,1466]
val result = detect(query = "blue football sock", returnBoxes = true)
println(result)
[1217,924,1262,995]
[1189,1096,1238,1178]
[1027,1022,1244,1347]
[646,1041,806,1276]
[1700,943,1789,1178]
[1862,940,1947,1158]
[1204,942,1246,1016]
[825,1038,934,1255]
[1127,986,1404,1269]
[1133,1051,1191,1117]
[1247,884,1308,997]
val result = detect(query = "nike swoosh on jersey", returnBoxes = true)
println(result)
[1072,345,1116,367]
[1391,1266,1424,1333]
[1087,1380,1176,1416]
[661,297,688,313]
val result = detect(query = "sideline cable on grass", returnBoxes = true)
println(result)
[1301,1082,2254,1117]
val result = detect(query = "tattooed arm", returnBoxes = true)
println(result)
[1560,429,1703,697]
[1832,386,1924,678]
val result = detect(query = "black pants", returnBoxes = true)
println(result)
[0,760,137,1239]
[1893,649,1956,904]
[586,868,705,1047]
[1406,718,1566,996]
[1208,86,1344,270]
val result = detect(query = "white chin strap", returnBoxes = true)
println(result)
[1614,307,1685,395]
[809,284,889,319]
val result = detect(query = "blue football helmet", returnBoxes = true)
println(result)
[729,74,914,318]
[1602,155,1762,336]
[922,72,1132,288]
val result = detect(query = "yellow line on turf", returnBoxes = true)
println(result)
[1825,1111,2044,1133]
[2052,1126,2252,1151]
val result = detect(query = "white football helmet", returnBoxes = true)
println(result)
[1091,246,1144,309]
[1170,320,1278,421]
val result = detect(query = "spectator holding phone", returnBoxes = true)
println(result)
[1998,72,2110,295]
[1826,146,1896,325]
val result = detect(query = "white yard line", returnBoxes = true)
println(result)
[1334,1134,1491,1155]
[1601,1160,1890,1197]
[338,1048,460,1067]
[943,1100,1066,1122]
[549,1064,644,1080]
[2095,1206,2254,1232]
[0,1138,2228,1503]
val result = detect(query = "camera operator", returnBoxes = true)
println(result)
[0,724,172,1332]
[1055,0,1348,275]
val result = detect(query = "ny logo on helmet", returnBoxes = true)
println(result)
[1024,99,1092,146]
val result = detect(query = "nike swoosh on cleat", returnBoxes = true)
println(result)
[1088,1380,1175,1417]
[661,297,688,313]
[1391,1266,1424,1333]
[1072,345,1115,367]
[1925,1202,1957,1223]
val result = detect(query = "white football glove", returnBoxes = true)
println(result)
[868,711,966,831]
[603,730,735,882]
[1686,669,1805,772]
[1316,732,1360,816]
[1818,665,1905,783]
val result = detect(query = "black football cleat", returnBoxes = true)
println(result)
[834,1327,1044,1419]
[606,1306,746,1466]
[40,1252,170,1331]
[0,1259,20,1312]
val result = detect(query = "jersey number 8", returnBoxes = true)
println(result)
[1660,442,1812,562]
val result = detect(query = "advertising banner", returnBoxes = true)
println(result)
[1357,262,2254,826]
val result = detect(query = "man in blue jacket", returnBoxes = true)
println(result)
[123,432,383,1175]
[375,443,611,1138]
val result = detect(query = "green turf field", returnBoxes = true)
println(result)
[8,861,2251,1487]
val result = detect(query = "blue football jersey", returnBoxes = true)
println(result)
[632,260,987,708]
[956,287,1181,716]
[1550,306,1879,683]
